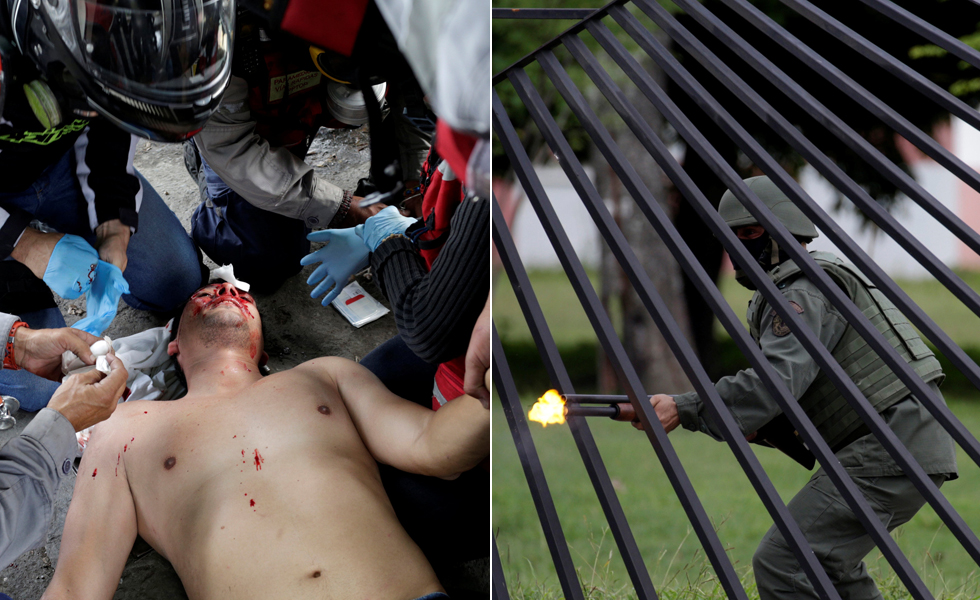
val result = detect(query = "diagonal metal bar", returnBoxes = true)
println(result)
[492,8,599,19]
[492,0,625,83]
[713,0,980,201]
[581,8,980,580]
[536,31,934,599]
[513,60,842,600]
[852,0,980,69]
[775,0,980,132]
[492,536,510,600]
[559,20,940,598]
[492,197,659,599]
[494,88,751,600]
[631,0,980,472]
[491,323,585,600]
[658,0,980,260]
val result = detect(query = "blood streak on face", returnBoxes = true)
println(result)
[253,449,264,470]
[124,444,128,452]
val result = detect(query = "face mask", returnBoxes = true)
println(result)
[732,232,784,290]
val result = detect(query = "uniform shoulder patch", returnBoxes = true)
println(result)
[769,301,803,337]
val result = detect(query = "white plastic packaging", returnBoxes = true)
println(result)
[330,282,389,328]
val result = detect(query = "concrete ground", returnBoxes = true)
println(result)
[0,128,488,599]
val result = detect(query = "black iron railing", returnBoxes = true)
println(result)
[493,1,980,599]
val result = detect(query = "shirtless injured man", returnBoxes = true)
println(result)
[42,282,490,600]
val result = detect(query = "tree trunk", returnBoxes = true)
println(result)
[600,53,693,395]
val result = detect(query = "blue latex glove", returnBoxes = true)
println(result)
[300,225,370,306]
[42,234,99,299]
[71,261,130,336]
[362,205,418,252]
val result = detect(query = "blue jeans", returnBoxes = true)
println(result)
[0,151,202,410]
[191,160,309,293]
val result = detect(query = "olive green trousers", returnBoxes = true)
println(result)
[753,472,946,600]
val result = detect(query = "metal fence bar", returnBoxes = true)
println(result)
[492,8,599,19]
[853,0,980,69]
[591,6,980,570]
[491,0,626,84]
[493,89,751,600]
[491,197,659,599]
[567,19,943,598]
[776,0,980,132]
[620,0,980,471]
[513,59,843,600]
[492,536,510,600]
[491,323,585,600]
[665,0,980,261]
[713,0,980,200]
[533,32,933,599]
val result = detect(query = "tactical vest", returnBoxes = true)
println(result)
[747,252,943,451]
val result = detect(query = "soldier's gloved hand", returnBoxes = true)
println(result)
[362,205,418,251]
[43,234,100,299]
[300,225,369,306]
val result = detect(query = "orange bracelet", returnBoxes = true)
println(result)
[3,321,28,371]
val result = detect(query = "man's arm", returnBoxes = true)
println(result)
[306,358,489,479]
[194,77,376,227]
[0,409,78,567]
[73,122,141,272]
[672,284,849,440]
[43,409,138,600]
[371,193,490,365]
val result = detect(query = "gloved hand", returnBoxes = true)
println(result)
[300,225,370,306]
[362,205,418,252]
[42,234,99,299]
[72,261,130,336]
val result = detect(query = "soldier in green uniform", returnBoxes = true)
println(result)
[641,176,958,599]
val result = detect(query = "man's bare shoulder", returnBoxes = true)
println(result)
[290,356,363,382]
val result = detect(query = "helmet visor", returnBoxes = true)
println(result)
[73,0,232,99]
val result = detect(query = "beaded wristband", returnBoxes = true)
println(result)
[329,189,354,228]
[3,321,28,371]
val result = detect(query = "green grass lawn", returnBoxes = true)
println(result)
[493,396,980,599]
[494,269,980,349]
[493,267,980,597]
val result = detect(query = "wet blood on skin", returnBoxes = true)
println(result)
[253,449,264,470]
[92,469,97,478]
[124,445,128,452]
[249,499,255,507]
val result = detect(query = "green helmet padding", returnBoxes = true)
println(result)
[718,175,819,239]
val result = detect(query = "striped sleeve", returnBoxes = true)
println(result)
[73,120,142,233]
[370,194,490,365]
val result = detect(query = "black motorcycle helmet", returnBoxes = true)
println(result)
[6,0,234,140]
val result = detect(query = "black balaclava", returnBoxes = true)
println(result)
[732,231,794,290]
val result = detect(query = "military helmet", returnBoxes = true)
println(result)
[718,176,819,239]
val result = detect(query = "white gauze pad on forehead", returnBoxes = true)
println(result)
[210,264,251,292]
